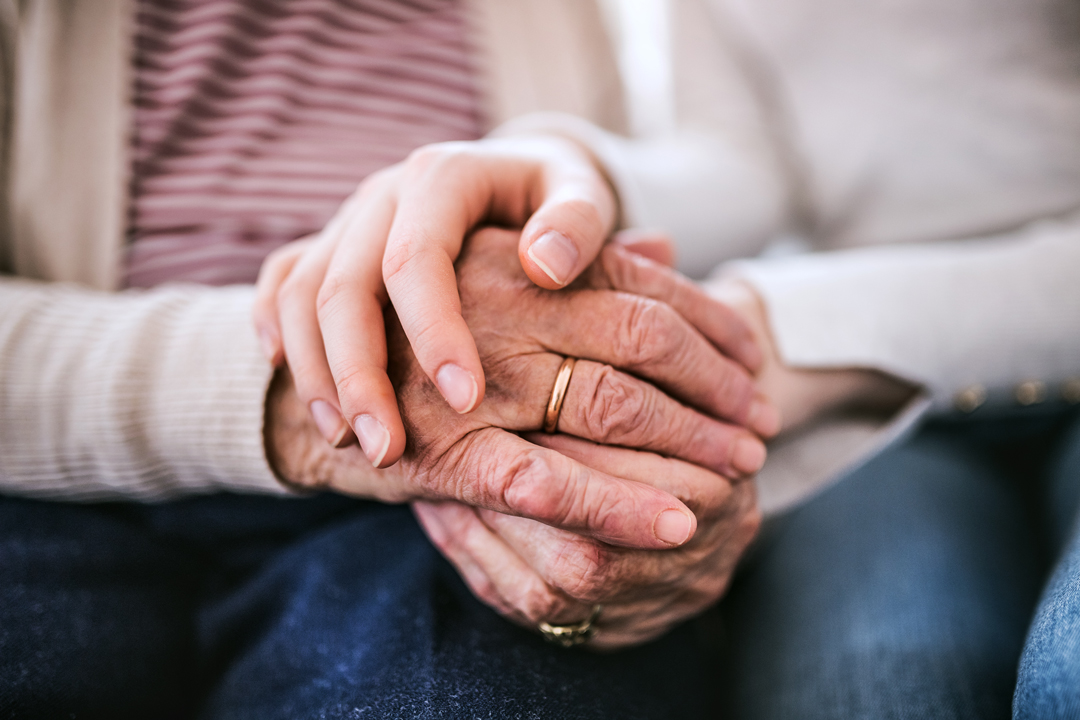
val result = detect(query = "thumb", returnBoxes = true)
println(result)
[517,167,617,289]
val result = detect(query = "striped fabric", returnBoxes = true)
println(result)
[125,0,483,288]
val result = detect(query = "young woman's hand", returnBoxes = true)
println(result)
[253,135,621,464]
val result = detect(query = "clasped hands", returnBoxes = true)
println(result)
[256,137,779,648]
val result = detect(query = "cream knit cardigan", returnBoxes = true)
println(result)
[0,0,630,500]
[2,0,1080,512]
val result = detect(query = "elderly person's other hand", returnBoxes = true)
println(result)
[265,228,773,550]
[253,136,766,466]
[707,280,916,433]
[414,432,760,649]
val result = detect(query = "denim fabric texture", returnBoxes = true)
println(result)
[2,410,1079,719]
[0,495,720,719]
[718,409,1080,720]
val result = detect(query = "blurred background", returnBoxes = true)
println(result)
[601,0,676,137]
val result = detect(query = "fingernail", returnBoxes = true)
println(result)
[733,437,767,475]
[258,329,277,363]
[309,400,349,447]
[527,231,579,286]
[748,399,782,438]
[354,414,391,467]
[654,509,693,546]
[436,363,479,413]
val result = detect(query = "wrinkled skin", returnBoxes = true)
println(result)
[266,228,764,645]
[415,433,760,648]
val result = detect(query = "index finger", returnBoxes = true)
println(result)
[595,243,764,374]
[516,140,618,289]
[382,140,616,414]
[426,427,698,550]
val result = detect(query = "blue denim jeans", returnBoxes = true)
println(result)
[718,409,1080,720]
[2,410,1079,719]
[0,493,722,719]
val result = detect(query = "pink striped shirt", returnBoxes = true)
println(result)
[125,0,483,288]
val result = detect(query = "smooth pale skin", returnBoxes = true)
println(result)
[264,228,771,554]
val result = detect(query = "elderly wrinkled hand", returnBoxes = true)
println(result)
[266,227,773,554]
[253,136,771,470]
[415,430,760,649]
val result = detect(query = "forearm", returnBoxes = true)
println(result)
[0,277,288,500]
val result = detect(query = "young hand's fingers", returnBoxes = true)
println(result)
[441,428,698,550]
[315,182,407,467]
[276,238,356,448]
[412,501,589,626]
[381,158,492,414]
[382,139,614,415]
[253,238,315,365]
[516,143,618,289]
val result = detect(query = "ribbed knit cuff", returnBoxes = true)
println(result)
[0,279,292,500]
[146,285,289,496]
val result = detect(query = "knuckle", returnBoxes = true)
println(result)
[616,296,680,366]
[600,244,643,292]
[328,363,370,413]
[405,312,453,366]
[382,231,446,288]
[467,576,502,612]
[260,244,293,277]
[498,449,645,544]
[313,272,353,321]
[381,237,420,285]
[357,165,397,194]
[500,451,612,535]
[275,271,309,309]
[500,450,565,521]
[517,580,567,625]
[580,366,652,444]
[501,452,615,535]
[556,197,606,236]
[403,142,468,176]
[548,541,609,602]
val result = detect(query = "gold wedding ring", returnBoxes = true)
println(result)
[538,604,602,648]
[543,357,577,433]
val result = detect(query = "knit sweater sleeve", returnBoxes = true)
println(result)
[0,277,292,500]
